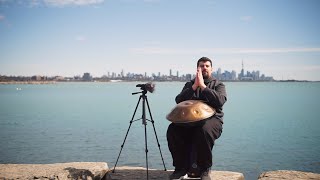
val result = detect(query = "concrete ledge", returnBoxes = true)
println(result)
[0,162,108,180]
[107,166,245,180]
[4,163,319,180]
[258,170,320,180]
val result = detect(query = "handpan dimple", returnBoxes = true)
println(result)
[166,100,216,123]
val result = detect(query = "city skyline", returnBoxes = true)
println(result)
[1,0,320,81]
[1,63,275,82]
[0,58,314,81]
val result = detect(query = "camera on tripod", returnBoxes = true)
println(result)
[136,82,155,93]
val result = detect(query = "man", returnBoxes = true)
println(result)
[167,57,227,180]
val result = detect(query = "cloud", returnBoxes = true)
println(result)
[130,47,184,54]
[143,0,160,2]
[0,0,105,7]
[43,0,104,6]
[300,65,320,71]
[240,16,253,22]
[0,14,10,27]
[0,0,8,4]
[222,47,320,54]
[0,15,5,21]
[130,47,320,55]
[75,35,86,41]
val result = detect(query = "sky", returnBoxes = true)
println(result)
[0,0,320,81]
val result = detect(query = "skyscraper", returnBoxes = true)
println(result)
[241,60,245,78]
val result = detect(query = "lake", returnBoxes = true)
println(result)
[0,81,319,179]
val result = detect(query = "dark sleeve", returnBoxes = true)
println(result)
[175,82,195,104]
[202,82,227,108]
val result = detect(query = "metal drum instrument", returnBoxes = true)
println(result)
[166,100,215,123]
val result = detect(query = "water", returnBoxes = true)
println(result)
[0,82,320,179]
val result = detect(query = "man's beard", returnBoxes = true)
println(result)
[202,71,210,79]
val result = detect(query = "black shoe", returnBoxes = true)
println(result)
[169,168,187,180]
[200,168,211,180]
[187,165,201,178]
[187,171,201,178]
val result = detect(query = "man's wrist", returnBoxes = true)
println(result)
[199,84,207,91]
[192,84,198,91]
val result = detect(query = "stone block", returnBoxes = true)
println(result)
[107,166,245,180]
[258,170,320,180]
[0,162,108,180]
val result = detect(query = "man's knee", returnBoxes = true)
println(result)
[167,123,175,138]
[201,118,223,140]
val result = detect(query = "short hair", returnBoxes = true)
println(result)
[197,57,212,67]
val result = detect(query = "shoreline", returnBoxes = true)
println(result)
[0,80,318,85]
[0,81,56,84]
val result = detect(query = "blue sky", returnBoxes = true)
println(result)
[0,0,320,80]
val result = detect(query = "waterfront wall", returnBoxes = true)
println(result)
[1,162,319,180]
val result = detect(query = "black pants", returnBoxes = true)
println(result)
[166,117,223,170]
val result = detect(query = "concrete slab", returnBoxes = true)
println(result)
[107,166,245,180]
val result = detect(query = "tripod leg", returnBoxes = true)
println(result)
[145,97,167,171]
[112,96,142,173]
[144,121,149,179]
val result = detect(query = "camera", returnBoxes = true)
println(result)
[136,82,155,93]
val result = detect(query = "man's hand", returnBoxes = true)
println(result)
[192,67,206,91]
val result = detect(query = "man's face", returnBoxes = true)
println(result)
[198,61,213,79]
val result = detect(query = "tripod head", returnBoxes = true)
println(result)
[132,90,147,95]
[132,82,155,95]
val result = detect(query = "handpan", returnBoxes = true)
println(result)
[166,100,215,123]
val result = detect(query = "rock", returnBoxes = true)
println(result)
[0,162,245,180]
[258,170,320,180]
[0,162,108,180]
[106,166,245,180]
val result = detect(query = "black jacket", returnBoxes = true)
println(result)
[175,77,227,120]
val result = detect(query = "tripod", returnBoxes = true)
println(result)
[112,89,167,179]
